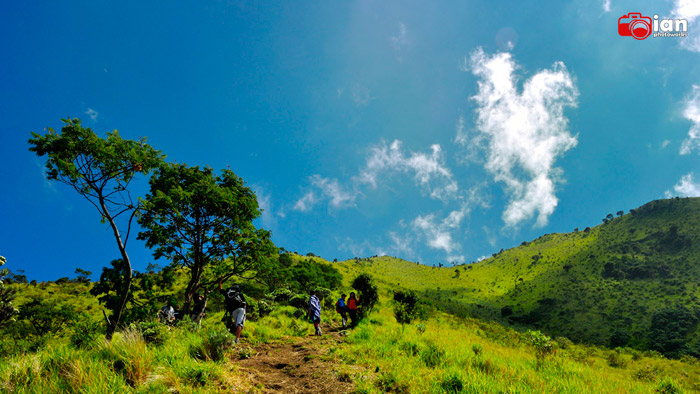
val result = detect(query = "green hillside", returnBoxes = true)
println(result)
[335,197,700,357]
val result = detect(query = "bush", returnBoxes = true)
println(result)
[131,321,167,346]
[374,371,409,394]
[439,372,464,393]
[190,326,235,361]
[472,343,483,356]
[656,377,684,394]
[420,342,445,367]
[351,274,379,318]
[393,290,420,326]
[70,318,103,349]
[633,365,660,382]
[526,330,554,368]
[607,350,628,368]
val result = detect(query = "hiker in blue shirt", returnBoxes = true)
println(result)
[308,290,322,336]
[335,293,348,328]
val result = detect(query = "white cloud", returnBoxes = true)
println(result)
[679,85,700,155]
[254,187,283,229]
[602,0,611,13]
[310,175,356,208]
[667,173,700,197]
[85,108,99,121]
[293,191,318,212]
[662,139,671,149]
[410,203,471,256]
[391,22,410,51]
[671,0,700,52]
[468,47,578,227]
[358,139,459,201]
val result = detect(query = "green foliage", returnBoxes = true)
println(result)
[0,256,18,329]
[472,343,483,356]
[70,318,103,349]
[607,349,628,368]
[16,299,78,337]
[131,321,168,346]
[289,259,342,292]
[420,341,445,367]
[393,289,421,326]
[189,326,235,362]
[138,162,276,313]
[649,307,699,359]
[656,377,684,394]
[28,118,165,339]
[526,330,555,367]
[375,371,409,394]
[351,273,379,318]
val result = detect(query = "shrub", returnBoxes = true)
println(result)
[393,290,420,326]
[70,318,103,349]
[472,343,483,356]
[190,326,235,361]
[607,350,628,368]
[416,323,427,334]
[656,377,684,394]
[439,372,464,393]
[351,274,379,318]
[420,342,445,367]
[555,336,573,350]
[131,321,167,346]
[374,371,409,394]
[633,365,660,382]
[526,330,555,368]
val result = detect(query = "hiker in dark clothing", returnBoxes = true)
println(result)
[335,293,348,328]
[219,278,246,344]
[190,293,206,322]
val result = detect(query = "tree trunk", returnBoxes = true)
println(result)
[101,198,133,341]
[183,260,204,316]
[192,294,209,326]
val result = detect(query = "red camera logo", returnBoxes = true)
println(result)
[618,13,652,40]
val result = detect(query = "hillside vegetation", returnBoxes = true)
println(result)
[335,197,700,358]
[2,197,700,393]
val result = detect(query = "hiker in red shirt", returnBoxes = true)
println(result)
[347,292,358,326]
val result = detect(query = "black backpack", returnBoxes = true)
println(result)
[224,287,246,311]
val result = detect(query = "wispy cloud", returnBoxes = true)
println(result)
[662,140,671,149]
[85,108,99,121]
[602,0,611,13]
[391,22,409,50]
[293,191,318,212]
[351,84,375,107]
[666,173,700,197]
[672,0,700,53]
[468,47,578,228]
[310,175,357,209]
[358,139,458,201]
[679,85,700,155]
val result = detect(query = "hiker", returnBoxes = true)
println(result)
[219,278,247,344]
[308,290,322,336]
[159,304,175,324]
[190,293,206,322]
[347,292,358,326]
[335,293,348,328]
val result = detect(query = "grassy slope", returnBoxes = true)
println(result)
[334,197,700,348]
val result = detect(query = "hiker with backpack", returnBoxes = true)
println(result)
[218,277,247,344]
[308,290,322,336]
[347,292,358,326]
[335,293,348,328]
[190,293,206,322]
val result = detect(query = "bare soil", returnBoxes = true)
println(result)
[233,324,358,393]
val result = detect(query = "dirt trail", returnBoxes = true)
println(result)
[233,324,358,393]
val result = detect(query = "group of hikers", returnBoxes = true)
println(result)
[159,277,361,344]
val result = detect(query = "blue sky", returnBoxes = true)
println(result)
[2,0,700,281]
